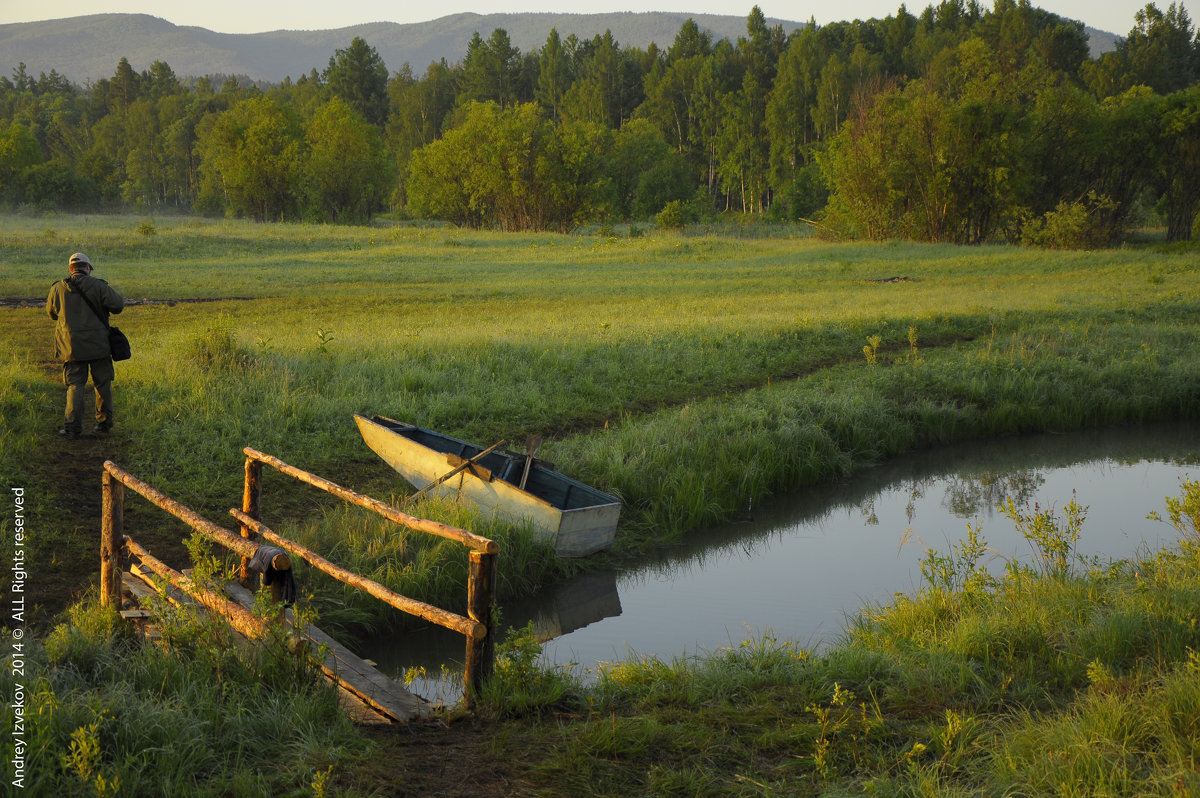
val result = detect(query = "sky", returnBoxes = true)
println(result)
[0,1,1155,36]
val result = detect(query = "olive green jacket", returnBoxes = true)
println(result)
[45,273,126,362]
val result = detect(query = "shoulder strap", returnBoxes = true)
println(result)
[70,277,112,330]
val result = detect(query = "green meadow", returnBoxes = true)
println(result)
[3,214,1198,612]
[3,213,1200,795]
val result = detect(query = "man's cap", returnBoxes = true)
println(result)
[68,252,92,270]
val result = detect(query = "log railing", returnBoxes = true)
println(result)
[239,448,496,699]
[100,449,497,704]
[100,461,292,640]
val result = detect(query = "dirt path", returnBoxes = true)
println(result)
[25,425,191,624]
[348,719,542,796]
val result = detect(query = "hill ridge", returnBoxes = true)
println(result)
[1,11,1120,85]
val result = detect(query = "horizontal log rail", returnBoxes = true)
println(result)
[123,536,270,641]
[102,460,281,564]
[243,447,498,554]
[230,509,485,640]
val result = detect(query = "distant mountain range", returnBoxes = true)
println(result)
[1,12,1121,86]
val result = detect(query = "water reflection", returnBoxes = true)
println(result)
[942,469,1045,518]
[360,422,1199,700]
[524,570,622,643]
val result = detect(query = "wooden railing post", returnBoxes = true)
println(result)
[464,550,497,706]
[100,469,124,608]
[239,456,262,581]
[240,458,291,606]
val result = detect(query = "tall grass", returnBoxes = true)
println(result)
[276,497,577,639]
[2,596,366,797]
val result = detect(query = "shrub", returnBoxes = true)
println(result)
[1021,192,1117,249]
[655,199,696,230]
[19,161,100,209]
[1149,477,1200,542]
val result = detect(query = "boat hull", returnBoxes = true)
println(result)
[354,414,620,557]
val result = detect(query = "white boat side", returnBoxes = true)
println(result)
[354,414,620,557]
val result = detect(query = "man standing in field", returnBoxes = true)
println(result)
[45,252,125,439]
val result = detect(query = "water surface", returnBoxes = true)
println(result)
[361,422,1199,699]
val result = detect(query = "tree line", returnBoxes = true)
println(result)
[1,1,1198,243]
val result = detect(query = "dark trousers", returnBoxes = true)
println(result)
[63,358,114,432]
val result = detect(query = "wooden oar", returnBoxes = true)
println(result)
[519,434,542,491]
[404,439,505,506]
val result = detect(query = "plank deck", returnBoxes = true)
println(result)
[121,568,428,723]
[126,565,193,607]
[224,582,430,723]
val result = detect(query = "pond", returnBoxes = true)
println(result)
[359,422,1200,702]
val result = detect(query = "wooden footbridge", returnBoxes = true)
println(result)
[99,447,498,723]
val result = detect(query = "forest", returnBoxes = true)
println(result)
[1,0,1198,244]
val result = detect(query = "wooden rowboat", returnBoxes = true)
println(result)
[354,414,621,557]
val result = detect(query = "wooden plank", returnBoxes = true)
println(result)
[336,685,395,725]
[119,609,153,620]
[128,563,195,608]
[298,613,430,721]
[224,582,429,723]
[120,571,171,644]
[121,570,158,603]
[443,452,494,484]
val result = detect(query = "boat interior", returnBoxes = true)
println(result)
[370,416,618,512]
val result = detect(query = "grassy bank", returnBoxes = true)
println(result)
[2,591,366,796]
[3,214,1198,626]
[11,481,1199,796]
[463,480,1200,796]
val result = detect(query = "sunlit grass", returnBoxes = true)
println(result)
[3,213,1198,621]
[4,213,1199,796]
[0,595,364,796]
